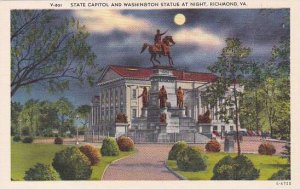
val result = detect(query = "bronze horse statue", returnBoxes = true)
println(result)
[140,36,175,66]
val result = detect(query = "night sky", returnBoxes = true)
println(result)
[12,9,289,106]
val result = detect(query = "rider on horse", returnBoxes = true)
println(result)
[154,29,168,55]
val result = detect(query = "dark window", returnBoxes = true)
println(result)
[132,89,137,99]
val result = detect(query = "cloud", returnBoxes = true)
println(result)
[73,10,153,34]
[173,27,224,48]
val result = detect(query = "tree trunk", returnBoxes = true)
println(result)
[233,83,241,156]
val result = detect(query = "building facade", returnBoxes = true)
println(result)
[88,65,240,140]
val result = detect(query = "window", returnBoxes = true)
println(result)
[221,125,225,131]
[213,126,218,131]
[230,126,234,131]
[132,109,137,118]
[132,89,137,99]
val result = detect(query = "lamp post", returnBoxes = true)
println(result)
[76,114,79,145]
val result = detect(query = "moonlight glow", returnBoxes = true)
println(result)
[174,13,186,25]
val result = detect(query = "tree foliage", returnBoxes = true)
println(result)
[14,98,85,137]
[239,12,290,139]
[11,10,99,96]
[205,38,251,155]
[76,105,91,127]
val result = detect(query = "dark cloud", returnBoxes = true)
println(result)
[13,9,290,106]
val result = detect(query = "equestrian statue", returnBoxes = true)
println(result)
[140,29,176,66]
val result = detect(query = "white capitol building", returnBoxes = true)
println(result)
[86,65,241,143]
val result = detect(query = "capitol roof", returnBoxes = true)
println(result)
[99,65,217,83]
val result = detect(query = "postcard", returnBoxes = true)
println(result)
[0,0,299,189]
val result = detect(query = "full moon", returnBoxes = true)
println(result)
[174,13,186,25]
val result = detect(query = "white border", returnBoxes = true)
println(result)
[1,0,299,189]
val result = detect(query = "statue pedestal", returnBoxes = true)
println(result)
[115,122,129,138]
[141,107,148,117]
[179,108,186,118]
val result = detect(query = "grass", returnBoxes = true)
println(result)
[167,152,289,180]
[90,150,136,180]
[11,142,68,180]
[11,141,136,181]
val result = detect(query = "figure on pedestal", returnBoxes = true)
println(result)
[176,86,184,109]
[140,29,175,66]
[154,29,168,55]
[138,87,148,108]
[158,85,168,108]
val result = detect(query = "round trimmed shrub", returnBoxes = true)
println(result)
[13,135,21,142]
[52,146,92,180]
[212,155,260,180]
[269,168,290,180]
[22,136,33,143]
[176,146,207,171]
[101,137,120,156]
[24,163,58,180]
[168,141,188,160]
[258,142,276,155]
[117,136,134,151]
[205,140,221,152]
[79,144,101,165]
[54,137,63,145]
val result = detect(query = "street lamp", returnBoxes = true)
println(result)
[76,114,79,145]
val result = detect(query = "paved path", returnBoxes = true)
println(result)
[102,144,179,180]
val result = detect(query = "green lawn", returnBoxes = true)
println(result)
[167,152,289,180]
[11,142,68,180]
[11,142,135,180]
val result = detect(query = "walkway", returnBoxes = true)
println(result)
[102,144,179,180]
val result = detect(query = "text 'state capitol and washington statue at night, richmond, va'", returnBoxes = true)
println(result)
[86,29,241,143]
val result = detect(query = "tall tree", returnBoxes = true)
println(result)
[38,101,59,135]
[206,38,251,155]
[239,61,264,132]
[11,10,99,96]
[55,97,74,134]
[18,99,40,136]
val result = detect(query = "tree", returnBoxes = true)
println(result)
[239,62,264,132]
[38,101,59,135]
[55,97,74,134]
[206,38,251,155]
[76,105,91,127]
[11,10,99,96]
[11,102,23,135]
[18,99,41,136]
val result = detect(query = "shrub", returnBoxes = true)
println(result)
[205,140,221,152]
[52,146,92,180]
[54,137,63,145]
[101,137,120,156]
[281,142,290,163]
[168,141,188,160]
[258,142,276,155]
[117,136,134,151]
[24,163,58,180]
[22,136,33,143]
[269,168,290,180]
[176,146,207,171]
[13,135,21,142]
[79,144,101,165]
[212,155,260,180]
